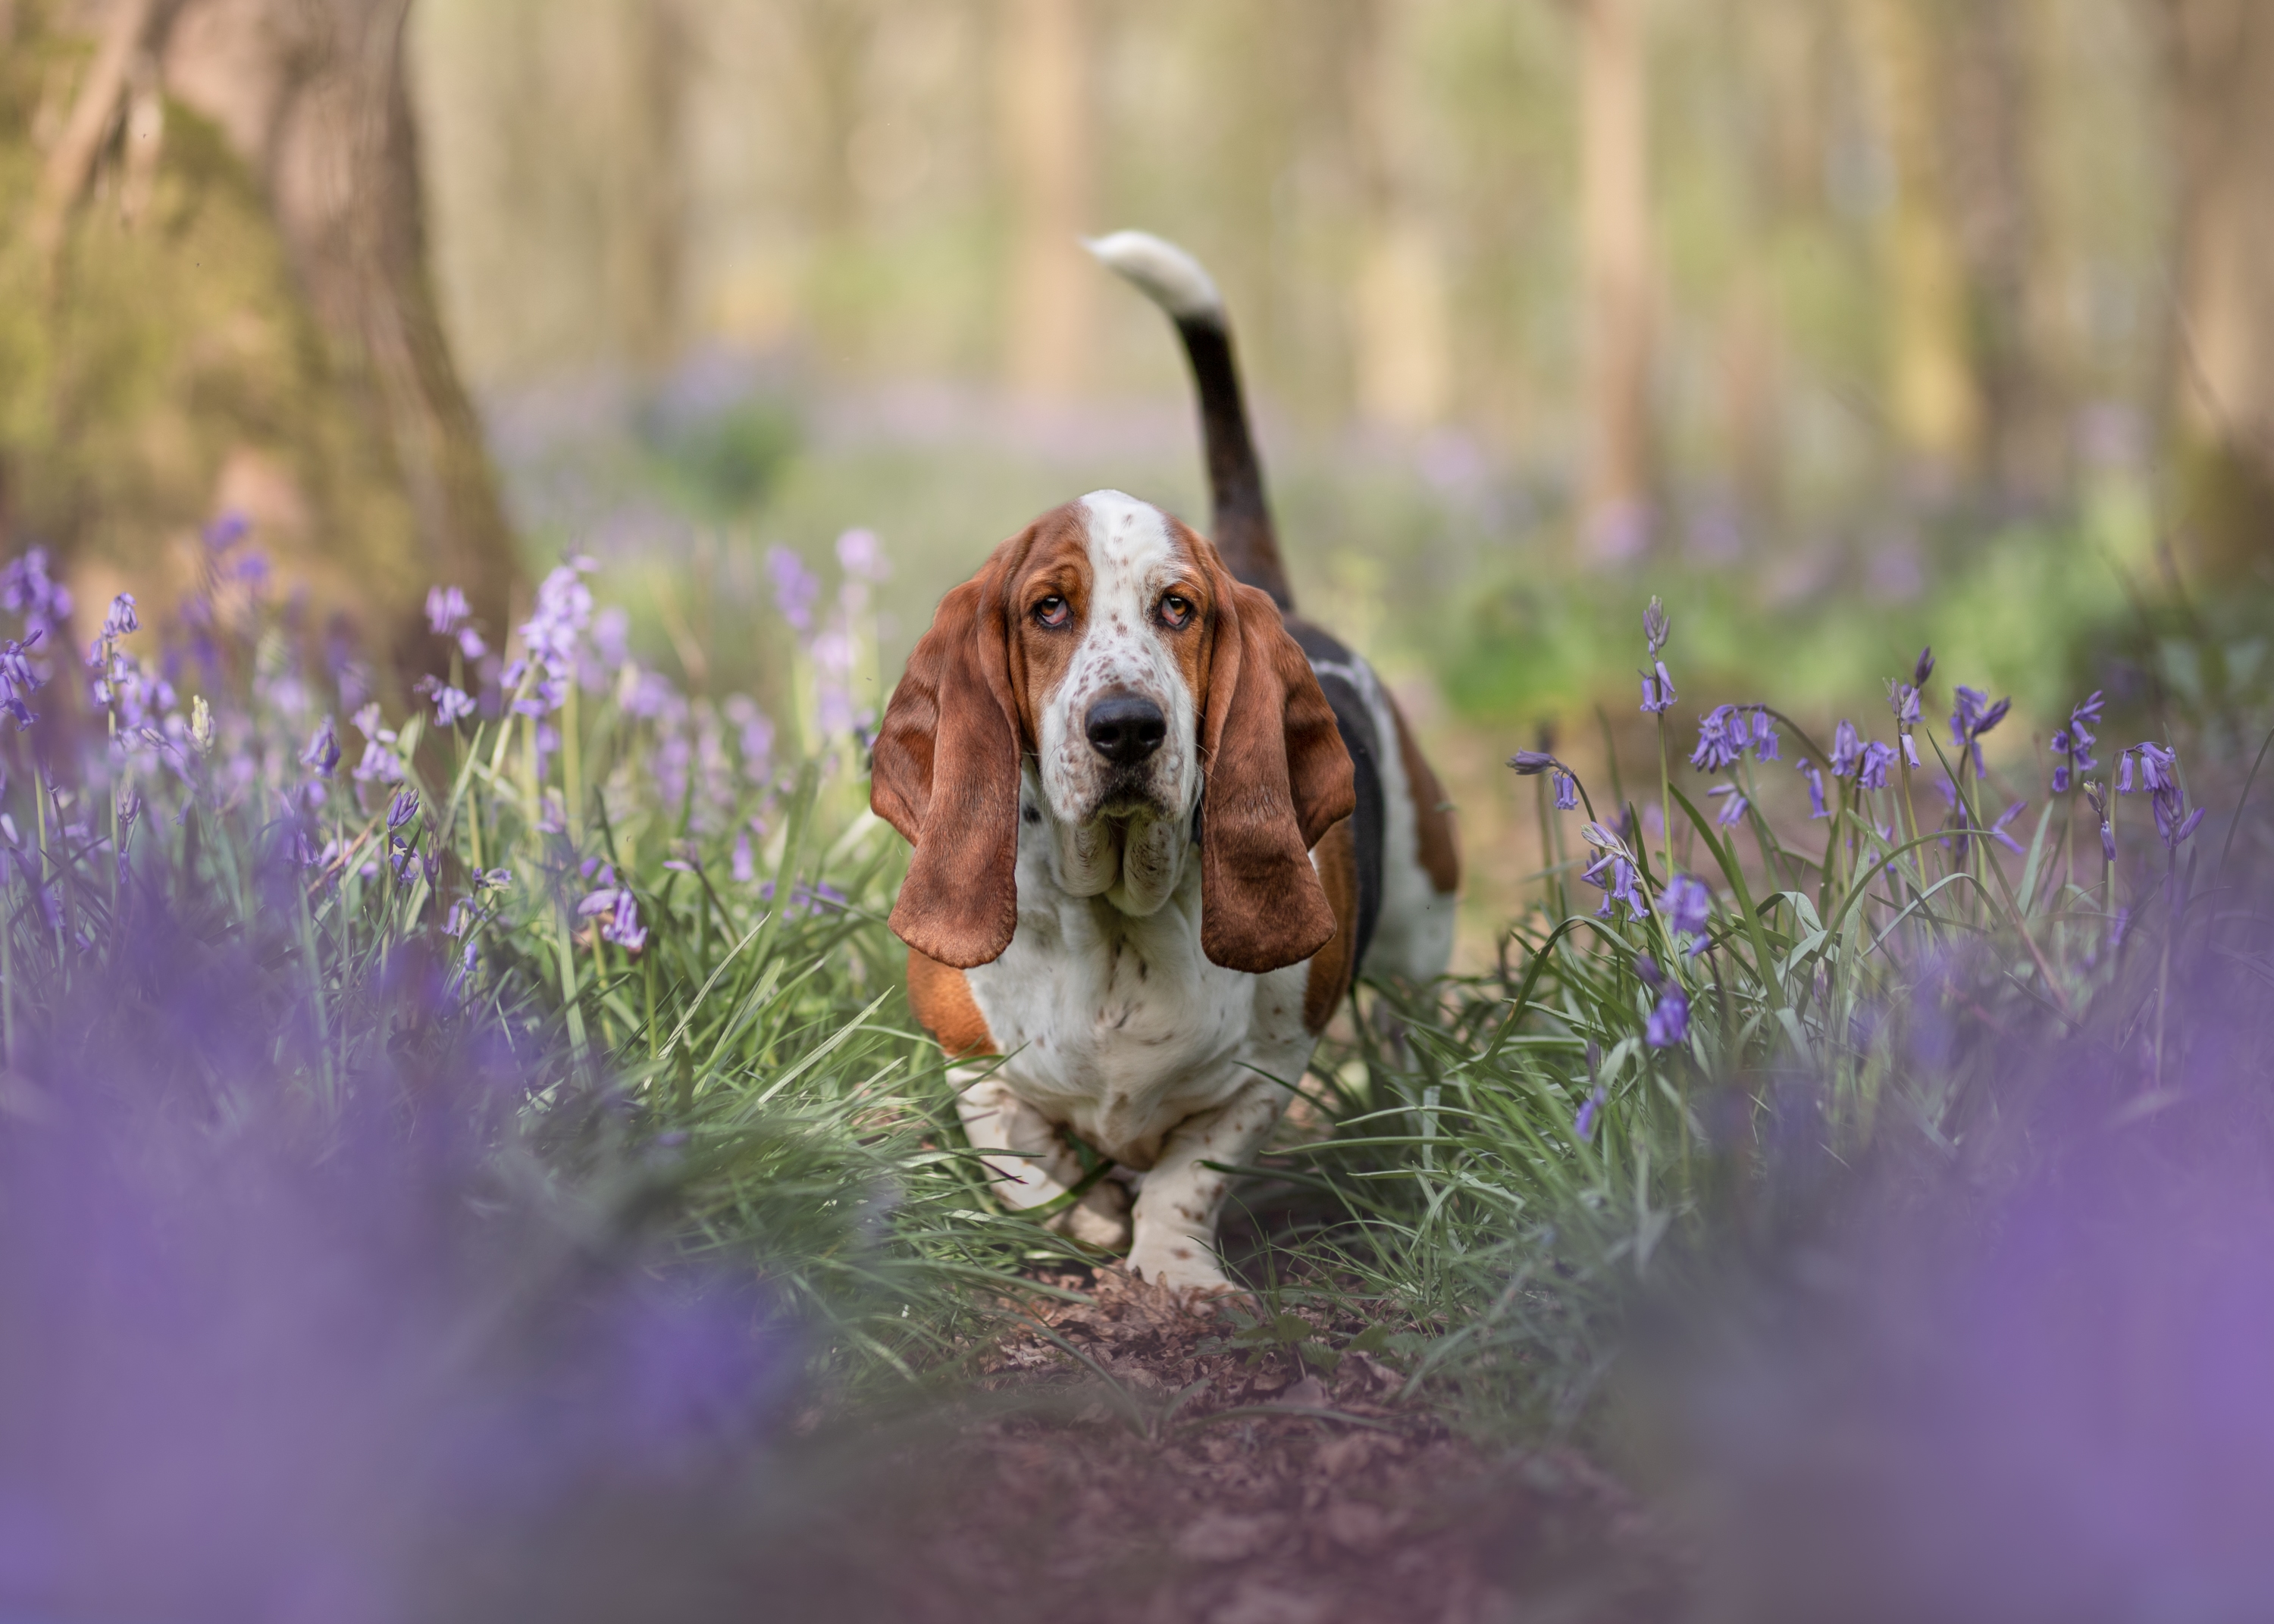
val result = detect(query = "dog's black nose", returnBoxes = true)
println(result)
[1085,694,1167,765]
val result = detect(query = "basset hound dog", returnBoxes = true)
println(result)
[871,233,1459,1291]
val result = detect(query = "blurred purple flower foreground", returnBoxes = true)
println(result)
[1671,935,2274,1624]
[0,910,800,1623]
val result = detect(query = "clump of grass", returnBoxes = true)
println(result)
[0,524,1079,1400]
[1258,596,2270,1441]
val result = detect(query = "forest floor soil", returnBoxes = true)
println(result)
[897,1270,1685,1624]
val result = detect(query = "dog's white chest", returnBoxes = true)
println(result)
[963,826,1310,1169]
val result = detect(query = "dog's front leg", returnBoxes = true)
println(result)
[954,1073,1131,1248]
[1126,1076,1287,1291]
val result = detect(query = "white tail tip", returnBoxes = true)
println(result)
[1083,230,1223,324]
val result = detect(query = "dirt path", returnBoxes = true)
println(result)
[900,1272,1684,1624]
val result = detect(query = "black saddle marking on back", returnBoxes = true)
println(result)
[1284,617,1383,975]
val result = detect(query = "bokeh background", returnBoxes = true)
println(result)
[5,0,2269,946]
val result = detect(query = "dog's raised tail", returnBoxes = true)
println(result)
[1085,230,1293,612]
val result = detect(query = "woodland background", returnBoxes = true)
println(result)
[5,0,2272,940]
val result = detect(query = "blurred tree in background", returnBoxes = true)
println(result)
[1,0,517,674]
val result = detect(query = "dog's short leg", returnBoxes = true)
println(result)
[954,1073,1131,1248]
[1125,1076,1286,1291]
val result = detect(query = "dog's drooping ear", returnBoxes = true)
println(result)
[871,544,1027,969]
[1195,562,1356,974]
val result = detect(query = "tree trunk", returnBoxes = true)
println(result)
[1348,0,1450,433]
[1574,0,1653,562]
[163,0,518,668]
[2150,0,2274,583]
[606,0,691,375]
[1000,0,1094,399]
[1853,0,1983,493]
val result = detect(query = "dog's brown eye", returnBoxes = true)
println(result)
[1033,595,1070,628]
[1157,594,1193,629]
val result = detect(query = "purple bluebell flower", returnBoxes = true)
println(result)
[1646,984,1690,1049]
[1900,733,1921,768]
[101,593,138,638]
[2049,691,2103,793]
[1692,705,1747,771]
[1,547,74,643]
[1643,596,1670,655]
[387,790,421,832]
[354,740,404,786]
[1662,874,1711,940]
[1912,646,1934,688]
[2084,781,2115,862]
[1634,953,1665,989]
[1887,680,1921,727]
[2152,783,2204,849]
[1799,759,1830,818]
[1583,850,1650,923]
[202,508,249,550]
[1749,709,1781,762]
[1950,684,2012,771]
[1709,784,1749,827]
[767,547,820,634]
[1858,741,1897,791]
[426,584,471,637]
[1831,721,1862,779]
[2121,741,2177,795]
[301,717,340,777]
[1640,662,1677,715]
[514,560,595,715]
[581,884,649,951]
[1574,1083,1607,1141]
[1989,799,2028,856]
[0,634,45,728]
[433,684,476,728]
[837,527,890,584]
[1510,749,1583,810]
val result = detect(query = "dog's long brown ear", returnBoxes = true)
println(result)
[1195,557,1356,974]
[872,550,1026,968]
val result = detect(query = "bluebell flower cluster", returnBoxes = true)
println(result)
[1580,822,1650,922]
[1662,872,1712,953]
[1690,704,1777,771]
[2049,691,2103,793]
[579,863,651,953]
[1507,748,1581,811]
[507,559,597,717]
[2116,741,2204,849]
[1950,684,2012,774]
[1635,954,1691,1048]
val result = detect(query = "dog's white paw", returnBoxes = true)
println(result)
[1047,1181,1132,1250]
[1126,1236,1231,1294]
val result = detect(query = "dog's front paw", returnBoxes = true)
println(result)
[1126,1235,1232,1294]
[1047,1180,1132,1250]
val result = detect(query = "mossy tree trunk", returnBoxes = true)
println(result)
[3,0,518,677]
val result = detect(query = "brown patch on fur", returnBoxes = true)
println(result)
[1190,537,1355,974]
[906,948,997,1058]
[1303,817,1360,1031]
[1004,508,1095,750]
[872,517,1052,968]
[1158,518,1217,719]
[1389,695,1461,895]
